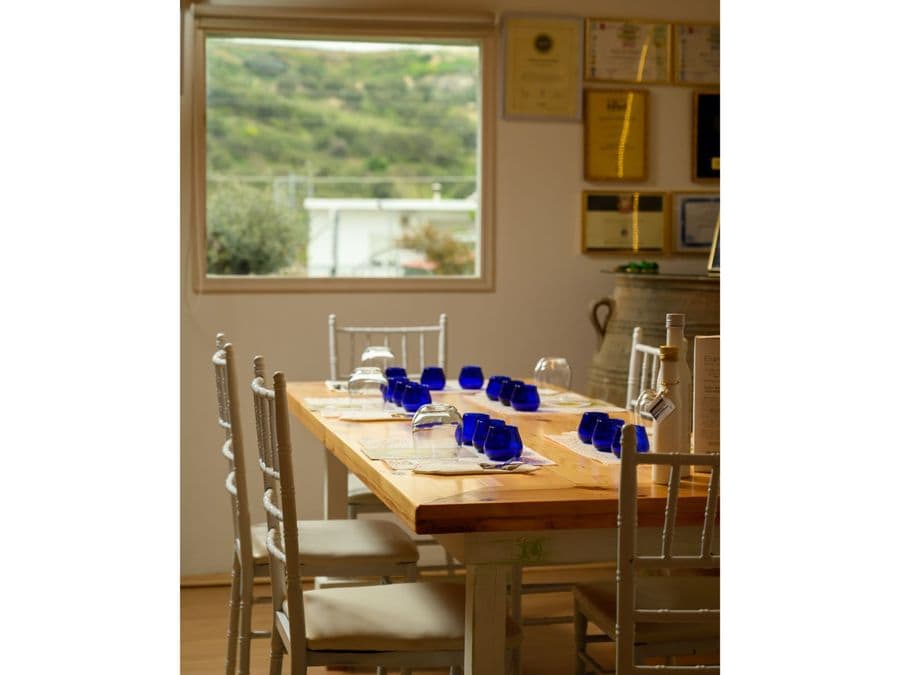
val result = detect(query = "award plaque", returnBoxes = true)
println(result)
[585,18,670,83]
[693,91,720,181]
[674,23,720,85]
[584,89,648,182]
[503,15,583,120]
[582,191,667,252]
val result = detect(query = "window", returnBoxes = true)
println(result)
[182,5,497,292]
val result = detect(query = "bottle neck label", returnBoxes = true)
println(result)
[646,392,676,422]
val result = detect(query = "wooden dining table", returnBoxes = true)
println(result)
[286,381,714,675]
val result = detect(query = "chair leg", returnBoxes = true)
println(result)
[444,549,456,576]
[268,621,285,675]
[574,600,588,675]
[347,501,358,519]
[508,566,523,675]
[225,553,241,675]
[237,565,254,675]
[405,562,418,582]
[449,666,463,675]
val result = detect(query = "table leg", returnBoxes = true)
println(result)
[464,563,508,675]
[323,445,348,520]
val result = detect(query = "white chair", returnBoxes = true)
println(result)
[327,313,458,574]
[255,367,522,674]
[328,312,447,380]
[213,335,271,675]
[573,426,720,674]
[212,336,420,675]
[625,326,661,413]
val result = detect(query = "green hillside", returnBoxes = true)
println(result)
[206,39,479,199]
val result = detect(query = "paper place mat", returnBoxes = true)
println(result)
[411,460,539,475]
[546,431,621,464]
[360,439,556,466]
[477,392,622,416]
[337,410,412,422]
[425,380,482,395]
[384,446,545,474]
[304,396,354,411]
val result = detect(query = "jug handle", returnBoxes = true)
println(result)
[590,298,614,339]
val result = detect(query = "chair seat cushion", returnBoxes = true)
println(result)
[574,577,719,645]
[292,581,521,652]
[347,477,387,508]
[251,519,418,566]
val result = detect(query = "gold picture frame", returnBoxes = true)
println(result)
[582,190,669,253]
[584,18,671,84]
[673,22,720,85]
[584,89,648,182]
[671,191,719,254]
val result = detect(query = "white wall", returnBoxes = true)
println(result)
[181,0,719,576]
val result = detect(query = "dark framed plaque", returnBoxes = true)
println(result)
[692,91,720,182]
[582,190,668,253]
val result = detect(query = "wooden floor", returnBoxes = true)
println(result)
[181,567,618,675]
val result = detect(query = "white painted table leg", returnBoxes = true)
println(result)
[465,563,508,675]
[323,445,348,519]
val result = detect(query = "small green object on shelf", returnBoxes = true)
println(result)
[616,261,659,274]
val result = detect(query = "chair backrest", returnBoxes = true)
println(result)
[616,425,720,674]
[250,360,306,655]
[212,334,253,569]
[328,313,447,380]
[625,326,661,412]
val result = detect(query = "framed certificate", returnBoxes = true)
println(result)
[672,192,719,253]
[582,191,668,253]
[502,15,583,120]
[674,23,720,85]
[585,18,670,84]
[584,89,648,182]
[693,91,720,182]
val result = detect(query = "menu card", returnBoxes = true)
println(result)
[692,336,720,468]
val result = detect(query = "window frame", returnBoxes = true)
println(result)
[181,3,497,293]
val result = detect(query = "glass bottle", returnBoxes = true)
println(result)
[658,313,693,468]
[651,345,689,484]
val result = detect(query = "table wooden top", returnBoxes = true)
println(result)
[287,381,713,535]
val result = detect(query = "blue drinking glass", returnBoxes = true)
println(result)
[401,382,432,413]
[485,375,511,401]
[483,426,523,462]
[473,418,505,453]
[498,379,524,406]
[577,411,610,444]
[591,418,625,453]
[392,380,411,406]
[458,365,485,390]
[505,425,524,454]
[457,412,490,446]
[612,425,651,457]
[420,366,446,391]
[510,384,541,412]
[385,367,407,379]
[385,376,408,402]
